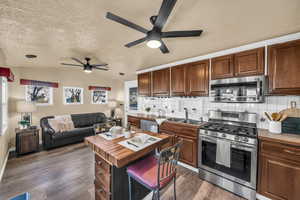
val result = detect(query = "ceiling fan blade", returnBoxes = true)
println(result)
[154,0,177,30]
[159,41,170,54]
[125,37,148,48]
[61,63,82,67]
[106,12,148,34]
[71,57,85,65]
[162,30,203,38]
[94,67,109,71]
[92,64,108,67]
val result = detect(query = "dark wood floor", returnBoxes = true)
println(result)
[0,143,244,200]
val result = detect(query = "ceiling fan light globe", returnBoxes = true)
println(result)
[84,69,92,73]
[147,40,161,48]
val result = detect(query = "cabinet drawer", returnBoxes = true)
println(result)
[95,179,111,200]
[95,154,111,173]
[178,127,198,138]
[127,116,140,127]
[260,141,300,163]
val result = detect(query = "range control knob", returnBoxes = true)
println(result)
[243,137,249,142]
[222,133,226,138]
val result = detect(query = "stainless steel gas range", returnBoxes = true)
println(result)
[198,110,258,200]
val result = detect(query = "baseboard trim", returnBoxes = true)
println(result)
[178,162,198,173]
[256,193,272,200]
[0,147,13,182]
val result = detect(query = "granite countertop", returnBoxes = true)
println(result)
[258,129,300,146]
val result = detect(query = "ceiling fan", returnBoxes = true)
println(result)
[61,57,109,73]
[106,0,203,54]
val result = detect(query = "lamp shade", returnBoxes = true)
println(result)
[16,101,37,113]
[108,100,118,108]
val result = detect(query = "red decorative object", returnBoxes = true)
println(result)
[0,67,14,82]
[20,79,59,88]
[88,86,111,91]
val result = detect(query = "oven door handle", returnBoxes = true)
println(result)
[200,136,256,152]
[231,143,256,152]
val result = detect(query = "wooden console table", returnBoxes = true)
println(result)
[85,131,170,200]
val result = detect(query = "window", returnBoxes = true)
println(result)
[0,77,8,135]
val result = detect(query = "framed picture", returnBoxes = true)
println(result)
[91,90,108,104]
[129,87,138,110]
[25,85,53,106]
[63,87,83,105]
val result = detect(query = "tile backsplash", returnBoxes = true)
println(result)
[136,96,300,129]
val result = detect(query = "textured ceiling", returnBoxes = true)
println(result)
[0,0,300,80]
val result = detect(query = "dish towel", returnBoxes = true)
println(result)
[216,139,231,168]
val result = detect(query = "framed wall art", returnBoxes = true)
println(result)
[63,87,83,105]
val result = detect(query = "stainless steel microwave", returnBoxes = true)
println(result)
[210,75,266,103]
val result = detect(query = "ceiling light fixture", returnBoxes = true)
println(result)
[146,40,161,49]
[84,69,92,73]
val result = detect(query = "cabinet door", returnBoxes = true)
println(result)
[176,136,197,167]
[152,68,170,97]
[186,60,209,96]
[234,47,265,77]
[211,55,234,80]
[259,155,300,200]
[138,72,151,96]
[268,39,300,95]
[170,65,186,96]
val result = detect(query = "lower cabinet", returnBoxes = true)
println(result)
[258,140,300,200]
[160,122,198,168]
[175,135,197,167]
[127,115,140,130]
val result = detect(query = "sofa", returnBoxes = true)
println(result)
[40,112,107,150]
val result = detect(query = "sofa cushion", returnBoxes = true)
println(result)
[52,127,94,140]
[71,113,107,128]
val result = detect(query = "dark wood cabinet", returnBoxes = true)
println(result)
[152,68,170,97]
[186,60,209,96]
[170,65,186,96]
[234,47,265,77]
[16,128,39,156]
[211,55,234,80]
[268,39,300,95]
[127,115,140,130]
[138,72,151,96]
[160,121,198,167]
[175,135,197,167]
[258,140,300,200]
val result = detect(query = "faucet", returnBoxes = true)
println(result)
[184,108,189,121]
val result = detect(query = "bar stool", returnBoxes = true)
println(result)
[127,140,183,200]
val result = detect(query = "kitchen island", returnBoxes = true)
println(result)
[85,131,170,200]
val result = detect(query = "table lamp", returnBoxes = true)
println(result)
[16,100,37,128]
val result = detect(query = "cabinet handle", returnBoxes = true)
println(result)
[283,149,300,156]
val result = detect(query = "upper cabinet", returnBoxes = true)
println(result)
[211,55,234,79]
[268,39,300,95]
[186,60,209,96]
[234,47,265,77]
[170,65,186,96]
[152,68,170,97]
[211,48,265,80]
[138,72,151,96]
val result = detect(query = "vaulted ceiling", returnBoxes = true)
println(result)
[0,0,300,80]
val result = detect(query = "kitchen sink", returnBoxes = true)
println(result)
[167,118,202,125]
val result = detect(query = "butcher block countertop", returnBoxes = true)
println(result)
[85,131,170,168]
[258,129,300,146]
